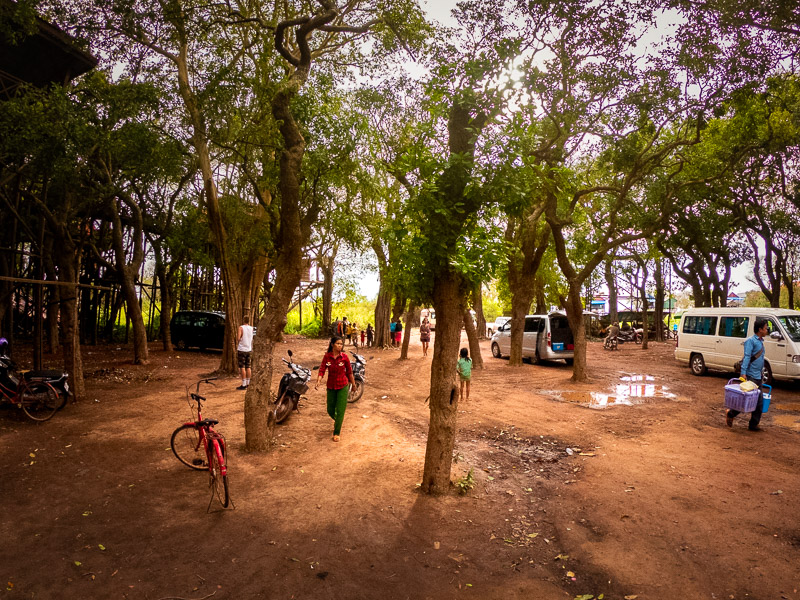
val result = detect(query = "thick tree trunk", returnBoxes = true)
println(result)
[463,309,482,369]
[509,291,533,366]
[243,81,311,452]
[562,284,588,383]
[374,283,392,348]
[421,271,462,494]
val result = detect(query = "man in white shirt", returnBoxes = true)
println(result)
[237,316,254,390]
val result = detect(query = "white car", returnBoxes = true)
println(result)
[490,313,574,364]
[487,316,511,337]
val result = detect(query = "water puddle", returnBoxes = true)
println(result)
[770,401,800,431]
[548,375,678,409]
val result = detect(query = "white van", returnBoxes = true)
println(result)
[675,307,800,383]
[490,313,574,364]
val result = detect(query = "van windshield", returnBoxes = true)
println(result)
[778,316,800,341]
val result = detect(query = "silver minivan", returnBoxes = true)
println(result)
[675,307,800,383]
[490,313,574,364]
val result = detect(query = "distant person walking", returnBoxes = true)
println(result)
[457,347,472,402]
[420,317,432,357]
[727,318,768,431]
[366,323,374,347]
[315,336,355,442]
[360,328,366,347]
[389,320,397,347]
[394,319,403,347]
[237,316,254,390]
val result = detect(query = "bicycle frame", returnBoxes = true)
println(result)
[171,378,230,509]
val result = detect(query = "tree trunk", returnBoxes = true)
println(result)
[421,271,462,494]
[654,259,664,342]
[605,258,618,324]
[463,309,482,369]
[400,301,416,359]
[473,282,486,339]
[505,211,548,365]
[508,291,533,366]
[111,198,148,364]
[55,251,85,401]
[374,283,392,348]
[243,79,313,452]
[562,284,588,382]
[639,270,650,350]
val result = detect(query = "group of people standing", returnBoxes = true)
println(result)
[333,317,374,348]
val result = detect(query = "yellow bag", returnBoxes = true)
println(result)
[740,380,758,392]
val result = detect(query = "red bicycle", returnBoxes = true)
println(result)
[170,378,230,509]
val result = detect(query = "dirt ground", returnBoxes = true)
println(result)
[1,331,799,600]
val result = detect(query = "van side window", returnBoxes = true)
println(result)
[719,316,748,338]
[682,316,717,335]
[758,318,779,336]
[524,318,538,333]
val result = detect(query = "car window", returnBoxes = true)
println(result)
[173,314,187,326]
[682,316,717,335]
[778,316,800,342]
[524,317,538,333]
[757,317,781,338]
[719,316,748,338]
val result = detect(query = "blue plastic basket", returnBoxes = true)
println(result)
[724,378,760,412]
[762,384,772,413]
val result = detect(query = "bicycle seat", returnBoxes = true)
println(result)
[198,419,219,427]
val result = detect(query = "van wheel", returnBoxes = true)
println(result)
[690,354,706,376]
[761,362,772,386]
[565,358,573,366]
[491,342,502,359]
[175,339,187,351]
[530,351,541,365]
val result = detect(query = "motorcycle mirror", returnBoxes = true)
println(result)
[287,350,293,358]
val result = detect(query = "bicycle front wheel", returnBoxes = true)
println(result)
[20,382,59,421]
[171,424,207,470]
[208,439,230,508]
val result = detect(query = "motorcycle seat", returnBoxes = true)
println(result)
[198,419,219,427]
[23,370,65,380]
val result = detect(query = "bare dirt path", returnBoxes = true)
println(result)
[1,333,798,599]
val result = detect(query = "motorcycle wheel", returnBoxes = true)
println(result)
[274,394,294,423]
[348,380,364,403]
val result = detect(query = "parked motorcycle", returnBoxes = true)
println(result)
[617,328,642,344]
[348,350,366,403]
[274,350,311,423]
[0,339,71,410]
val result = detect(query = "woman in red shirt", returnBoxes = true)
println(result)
[314,336,355,442]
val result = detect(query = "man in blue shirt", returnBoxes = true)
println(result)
[726,318,768,431]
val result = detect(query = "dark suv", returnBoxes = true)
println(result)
[170,311,226,351]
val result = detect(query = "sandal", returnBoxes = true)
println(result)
[332,435,340,442]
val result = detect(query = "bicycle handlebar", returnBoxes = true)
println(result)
[195,377,217,394]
